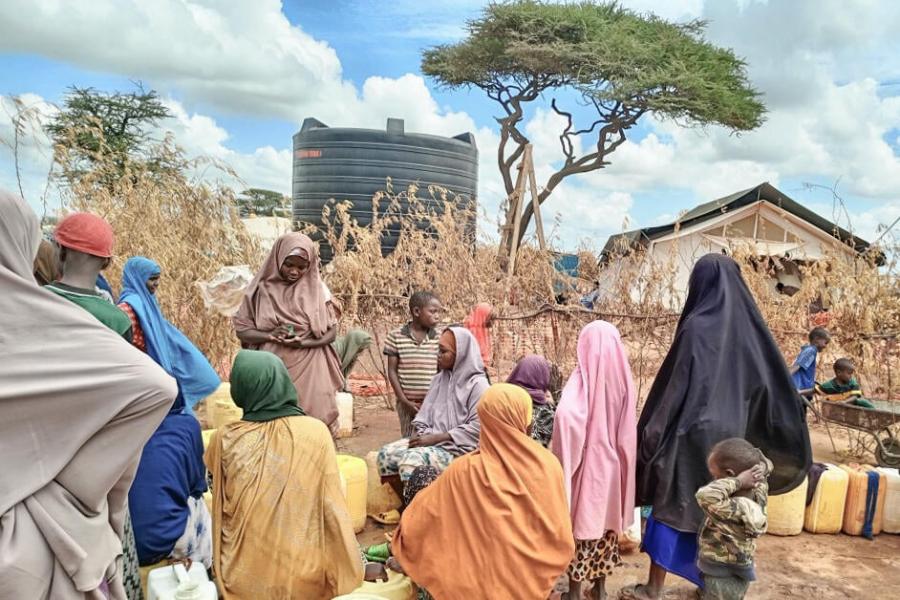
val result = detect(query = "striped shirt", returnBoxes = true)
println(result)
[384,322,439,402]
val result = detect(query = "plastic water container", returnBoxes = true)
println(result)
[335,569,416,600]
[876,467,900,533]
[839,464,887,536]
[147,562,217,600]
[365,451,402,515]
[336,454,367,532]
[767,477,808,536]
[201,429,216,451]
[337,391,354,438]
[804,464,849,534]
[619,507,642,553]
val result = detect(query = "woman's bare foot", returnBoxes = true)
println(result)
[590,577,607,600]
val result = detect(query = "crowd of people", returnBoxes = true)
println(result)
[1,190,823,600]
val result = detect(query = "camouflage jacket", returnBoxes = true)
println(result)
[695,466,770,567]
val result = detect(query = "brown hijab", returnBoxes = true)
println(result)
[33,238,59,285]
[233,232,332,338]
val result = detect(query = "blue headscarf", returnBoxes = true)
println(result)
[119,256,220,412]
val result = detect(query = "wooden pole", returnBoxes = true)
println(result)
[506,157,528,276]
[525,145,546,251]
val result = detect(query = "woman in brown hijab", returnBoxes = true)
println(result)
[33,238,59,285]
[233,232,344,432]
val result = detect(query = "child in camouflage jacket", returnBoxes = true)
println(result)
[695,438,773,600]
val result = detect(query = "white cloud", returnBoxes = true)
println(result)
[3,0,900,248]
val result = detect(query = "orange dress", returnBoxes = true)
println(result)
[393,384,574,599]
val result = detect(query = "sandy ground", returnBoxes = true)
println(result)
[337,396,900,600]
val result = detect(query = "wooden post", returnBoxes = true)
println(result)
[506,157,528,276]
[525,145,546,251]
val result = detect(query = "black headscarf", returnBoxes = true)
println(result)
[636,253,811,532]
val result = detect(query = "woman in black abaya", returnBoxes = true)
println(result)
[622,253,811,600]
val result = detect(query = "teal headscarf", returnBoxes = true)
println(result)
[230,350,306,422]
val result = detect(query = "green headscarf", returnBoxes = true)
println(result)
[230,350,306,422]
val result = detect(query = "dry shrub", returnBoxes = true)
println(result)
[56,134,260,374]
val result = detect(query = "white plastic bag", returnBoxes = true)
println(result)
[195,265,254,317]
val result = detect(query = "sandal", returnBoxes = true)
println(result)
[369,509,401,525]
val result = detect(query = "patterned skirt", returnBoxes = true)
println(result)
[122,508,144,600]
[567,531,621,582]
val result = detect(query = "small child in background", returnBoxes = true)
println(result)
[695,438,772,600]
[816,358,876,409]
[384,291,443,437]
[790,327,830,396]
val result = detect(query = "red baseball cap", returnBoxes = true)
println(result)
[54,212,115,258]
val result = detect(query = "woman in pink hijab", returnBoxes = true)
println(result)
[234,232,344,433]
[551,320,637,600]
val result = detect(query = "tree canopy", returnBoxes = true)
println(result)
[237,188,290,217]
[45,85,174,185]
[422,0,766,250]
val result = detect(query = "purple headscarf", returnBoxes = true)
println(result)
[506,354,551,406]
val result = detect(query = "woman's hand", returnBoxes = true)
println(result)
[268,324,293,342]
[279,335,307,349]
[408,433,450,448]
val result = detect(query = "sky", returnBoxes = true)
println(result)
[1,0,899,250]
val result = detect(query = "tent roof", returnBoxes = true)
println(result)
[600,182,874,261]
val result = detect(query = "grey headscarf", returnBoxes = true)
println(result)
[0,190,176,599]
[412,326,489,455]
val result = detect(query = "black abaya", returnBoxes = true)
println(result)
[636,253,811,532]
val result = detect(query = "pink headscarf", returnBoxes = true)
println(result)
[550,320,637,538]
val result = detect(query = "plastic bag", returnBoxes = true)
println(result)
[195,265,254,317]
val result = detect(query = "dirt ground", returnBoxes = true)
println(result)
[338,396,900,599]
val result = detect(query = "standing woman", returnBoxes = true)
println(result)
[117,257,218,567]
[506,354,555,447]
[623,254,811,600]
[118,256,220,410]
[0,190,175,599]
[551,321,636,600]
[233,232,344,432]
[464,302,494,369]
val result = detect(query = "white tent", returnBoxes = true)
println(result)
[596,183,873,308]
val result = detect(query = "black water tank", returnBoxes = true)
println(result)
[292,117,478,261]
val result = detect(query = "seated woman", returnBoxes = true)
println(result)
[391,384,575,598]
[233,233,345,433]
[128,398,212,568]
[377,326,489,498]
[205,350,363,599]
[506,354,555,447]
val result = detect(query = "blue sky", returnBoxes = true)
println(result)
[1,0,899,249]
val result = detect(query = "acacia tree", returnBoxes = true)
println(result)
[422,1,766,253]
[46,84,173,187]
[237,188,290,217]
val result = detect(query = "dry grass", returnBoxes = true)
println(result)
[6,99,900,415]
[53,132,261,374]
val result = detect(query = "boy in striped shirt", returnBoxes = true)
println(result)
[385,291,443,436]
